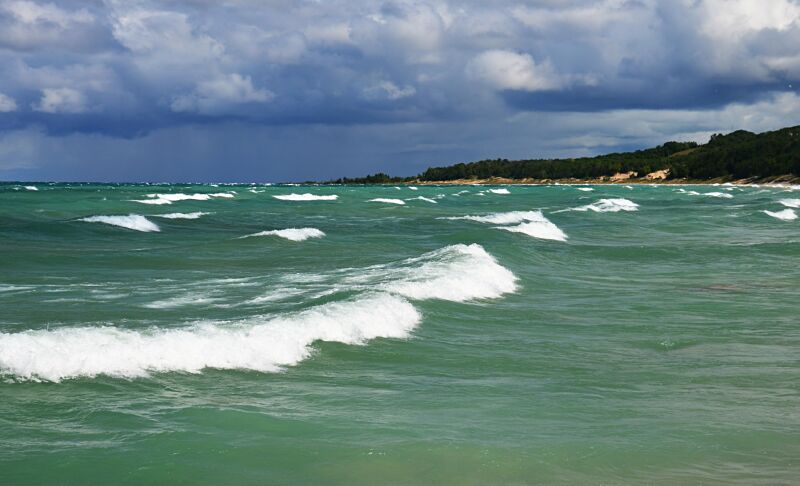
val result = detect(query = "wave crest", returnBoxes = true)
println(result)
[273,193,338,201]
[243,228,325,241]
[79,214,160,232]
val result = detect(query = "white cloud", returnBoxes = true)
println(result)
[2,1,93,27]
[364,81,416,100]
[171,73,273,114]
[0,92,18,112]
[467,50,562,92]
[32,87,88,113]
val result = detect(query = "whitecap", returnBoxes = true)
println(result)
[153,212,209,220]
[495,220,568,241]
[764,209,797,221]
[132,193,232,205]
[569,198,639,213]
[368,198,405,205]
[242,228,325,242]
[0,293,420,382]
[79,215,160,232]
[489,188,510,194]
[273,193,338,201]
[24,186,38,191]
[372,244,518,302]
[704,192,734,199]
[779,199,800,208]
[408,186,419,191]
[576,187,594,192]
[407,196,437,204]
[442,210,549,225]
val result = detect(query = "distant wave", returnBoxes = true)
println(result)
[133,192,234,205]
[407,196,437,203]
[442,210,567,241]
[0,243,518,382]
[273,193,338,201]
[488,188,510,194]
[24,186,38,191]
[764,209,797,221]
[242,228,325,241]
[576,187,594,192]
[368,198,405,205]
[153,212,209,219]
[569,198,639,213]
[779,199,800,208]
[495,220,568,241]
[79,214,160,232]
[676,189,733,199]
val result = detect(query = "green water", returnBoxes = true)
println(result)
[1,182,799,484]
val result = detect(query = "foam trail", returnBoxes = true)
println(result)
[779,199,800,208]
[273,193,338,201]
[496,220,568,241]
[568,198,639,213]
[0,293,419,382]
[79,214,160,232]
[242,228,325,241]
[408,196,437,204]
[764,209,797,221]
[154,212,209,219]
[132,193,233,205]
[369,198,405,205]
[374,244,518,302]
[442,210,550,225]
[489,188,510,194]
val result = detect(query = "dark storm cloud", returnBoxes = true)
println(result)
[0,0,799,180]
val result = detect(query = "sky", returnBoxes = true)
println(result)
[0,0,799,182]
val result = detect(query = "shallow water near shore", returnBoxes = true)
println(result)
[1,182,799,484]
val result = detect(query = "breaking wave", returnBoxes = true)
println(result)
[570,198,639,213]
[764,209,797,221]
[132,193,234,205]
[369,198,405,205]
[408,196,437,204]
[443,210,548,225]
[779,199,800,208]
[154,212,209,219]
[495,220,568,241]
[488,188,510,194]
[273,193,338,201]
[242,228,325,241]
[0,293,420,382]
[0,243,517,382]
[79,214,160,232]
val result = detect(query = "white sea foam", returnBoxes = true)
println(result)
[495,220,568,241]
[24,186,38,191]
[408,186,418,191]
[368,198,405,205]
[242,228,325,242]
[764,209,797,221]
[407,196,437,203]
[154,212,209,219]
[273,193,338,201]
[443,210,549,225]
[371,244,518,302]
[569,198,639,213]
[489,188,510,194]
[132,193,233,205]
[704,192,734,199]
[779,198,800,208]
[79,214,160,232]
[0,293,420,382]
[576,187,594,192]
[143,295,220,309]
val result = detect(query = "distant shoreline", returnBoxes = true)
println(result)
[323,174,800,186]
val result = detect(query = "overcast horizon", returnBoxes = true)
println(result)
[1,0,799,182]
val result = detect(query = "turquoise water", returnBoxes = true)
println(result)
[1,182,799,484]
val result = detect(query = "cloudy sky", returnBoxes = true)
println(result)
[0,0,799,182]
